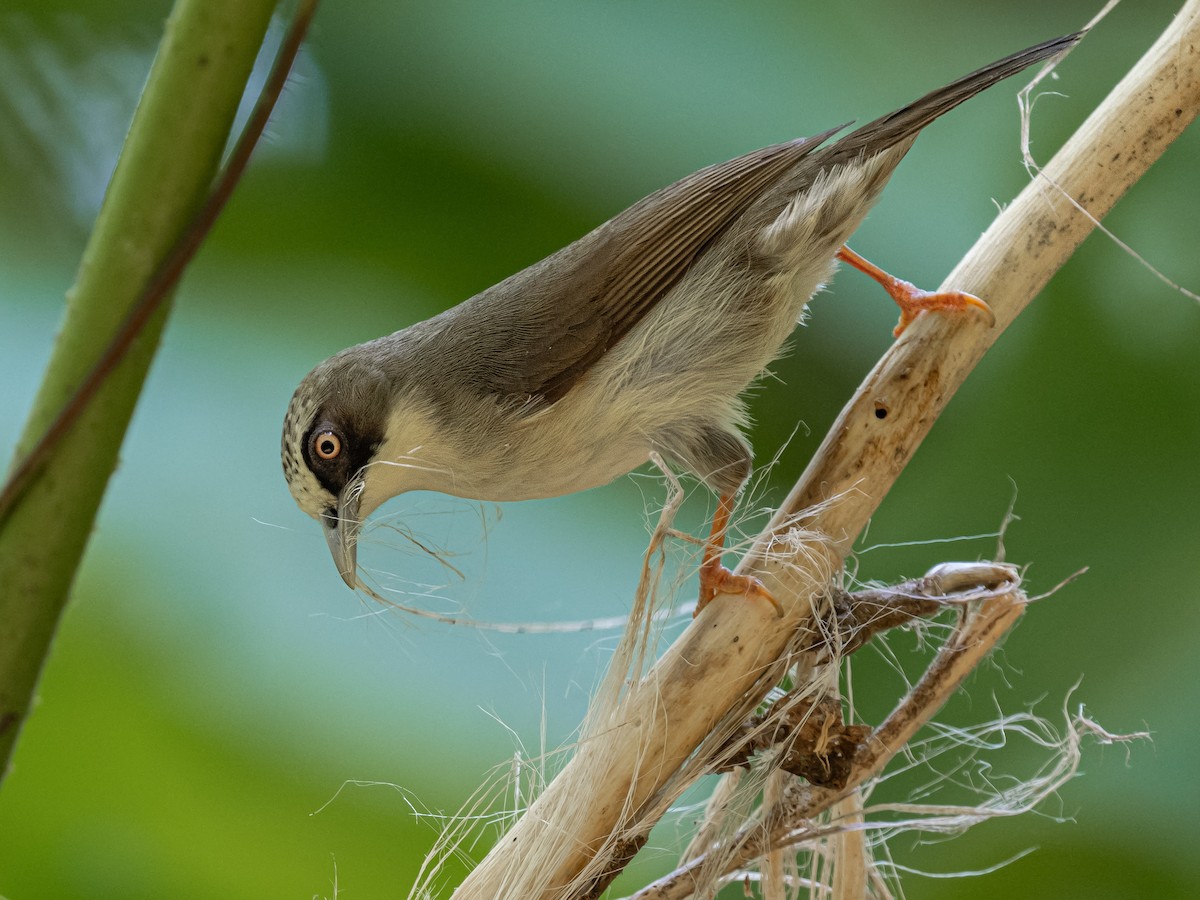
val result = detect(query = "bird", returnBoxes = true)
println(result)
[282,33,1078,615]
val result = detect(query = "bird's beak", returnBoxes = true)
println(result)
[323,484,362,589]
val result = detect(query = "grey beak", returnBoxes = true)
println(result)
[323,486,361,589]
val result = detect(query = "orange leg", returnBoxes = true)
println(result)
[697,493,783,617]
[837,245,995,337]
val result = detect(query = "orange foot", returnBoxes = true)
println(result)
[697,562,783,618]
[837,245,995,337]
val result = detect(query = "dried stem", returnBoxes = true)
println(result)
[447,5,1200,897]
[629,575,1026,900]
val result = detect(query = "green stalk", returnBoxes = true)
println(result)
[0,0,279,778]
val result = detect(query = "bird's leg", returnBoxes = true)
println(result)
[697,493,782,617]
[836,245,995,337]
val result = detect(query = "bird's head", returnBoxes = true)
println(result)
[281,347,397,588]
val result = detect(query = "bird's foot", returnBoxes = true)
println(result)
[696,563,783,618]
[887,285,995,337]
[836,245,995,337]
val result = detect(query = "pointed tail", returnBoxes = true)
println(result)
[824,32,1083,165]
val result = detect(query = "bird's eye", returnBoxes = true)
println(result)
[313,430,342,460]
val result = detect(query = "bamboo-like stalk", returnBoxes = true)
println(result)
[450,3,1200,897]
[0,0,278,776]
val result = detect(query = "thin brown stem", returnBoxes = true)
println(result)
[0,0,320,525]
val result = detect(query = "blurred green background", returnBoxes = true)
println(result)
[1,0,1197,896]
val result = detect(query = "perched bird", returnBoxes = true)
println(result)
[282,34,1078,613]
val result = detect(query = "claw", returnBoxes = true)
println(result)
[697,563,783,618]
[837,244,995,336]
[696,493,783,618]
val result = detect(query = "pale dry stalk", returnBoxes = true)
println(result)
[449,5,1200,897]
[630,576,1027,900]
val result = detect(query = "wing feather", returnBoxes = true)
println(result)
[442,128,841,406]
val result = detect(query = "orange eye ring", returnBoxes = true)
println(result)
[313,430,342,460]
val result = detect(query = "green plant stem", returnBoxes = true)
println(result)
[0,0,278,779]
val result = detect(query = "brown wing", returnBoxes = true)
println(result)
[437,127,842,407]
[557,129,844,388]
